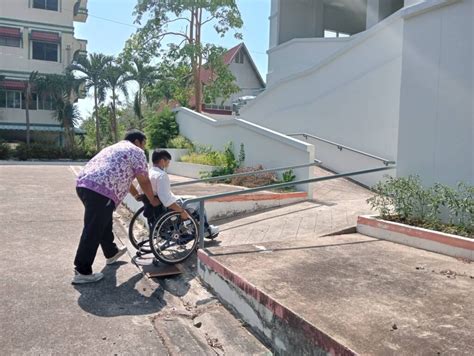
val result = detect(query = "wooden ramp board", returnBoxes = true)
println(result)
[142,262,184,278]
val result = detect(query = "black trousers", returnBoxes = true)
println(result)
[74,187,119,275]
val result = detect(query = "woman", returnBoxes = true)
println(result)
[73,130,159,285]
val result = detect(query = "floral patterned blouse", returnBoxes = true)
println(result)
[76,140,148,206]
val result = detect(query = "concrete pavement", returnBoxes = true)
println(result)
[0,164,269,355]
[200,234,474,355]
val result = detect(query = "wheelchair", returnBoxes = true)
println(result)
[128,195,200,265]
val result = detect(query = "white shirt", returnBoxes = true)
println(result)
[149,166,177,208]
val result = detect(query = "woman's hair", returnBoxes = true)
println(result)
[152,149,172,163]
[124,130,147,144]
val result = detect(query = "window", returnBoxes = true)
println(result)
[32,41,58,61]
[39,94,54,110]
[6,91,21,109]
[0,36,21,47]
[33,0,59,11]
[0,27,22,48]
[324,30,351,38]
[21,93,38,110]
[235,50,244,64]
[0,90,6,108]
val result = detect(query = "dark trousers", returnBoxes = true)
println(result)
[74,187,119,275]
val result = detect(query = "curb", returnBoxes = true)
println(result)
[197,249,356,356]
[357,215,474,261]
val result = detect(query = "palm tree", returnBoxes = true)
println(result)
[126,58,159,129]
[103,62,130,143]
[69,53,113,151]
[23,71,39,148]
[36,72,83,150]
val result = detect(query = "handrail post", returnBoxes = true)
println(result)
[198,201,205,249]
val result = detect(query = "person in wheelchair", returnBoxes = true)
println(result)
[139,149,219,239]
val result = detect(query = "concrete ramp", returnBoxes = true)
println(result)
[198,234,474,355]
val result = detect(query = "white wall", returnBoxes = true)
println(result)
[242,18,404,186]
[397,0,474,186]
[0,0,87,77]
[0,0,79,28]
[175,108,315,194]
[267,37,350,85]
[0,30,86,76]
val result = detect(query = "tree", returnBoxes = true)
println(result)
[145,107,179,149]
[124,57,159,129]
[23,71,39,148]
[81,104,127,153]
[130,0,243,112]
[103,61,131,143]
[144,59,193,107]
[202,46,239,105]
[36,72,83,150]
[69,53,113,151]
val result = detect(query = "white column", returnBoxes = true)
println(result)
[366,0,380,29]
[314,0,324,38]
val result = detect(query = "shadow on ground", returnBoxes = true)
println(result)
[73,262,166,317]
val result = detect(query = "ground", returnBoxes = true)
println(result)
[0,163,269,355]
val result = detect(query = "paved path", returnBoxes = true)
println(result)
[0,164,269,355]
[212,166,375,246]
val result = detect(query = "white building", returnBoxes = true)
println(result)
[0,0,88,145]
[237,0,473,187]
[199,43,266,116]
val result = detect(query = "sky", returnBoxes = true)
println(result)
[74,0,271,118]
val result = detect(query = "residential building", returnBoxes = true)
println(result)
[195,43,266,116]
[0,0,88,145]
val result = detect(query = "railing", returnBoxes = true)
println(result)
[288,133,396,166]
[171,161,322,187]
[182,165,396,249]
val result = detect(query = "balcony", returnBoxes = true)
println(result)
[73,0,88,22]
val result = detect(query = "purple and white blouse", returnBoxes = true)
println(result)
[76,140,148,205]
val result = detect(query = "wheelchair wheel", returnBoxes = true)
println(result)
[128,206,151,252]
[149,211,199,264]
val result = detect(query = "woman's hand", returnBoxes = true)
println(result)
[180,210,191,220]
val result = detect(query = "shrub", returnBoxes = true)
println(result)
[367,175,473,237]
[14,143,92,160]
[202,142,244,179]
[230,165,278,188]
[145,107,179,149]
[167,135,193,149]
[180,152,226,166]
[0,141,12,160]
[278,169,297,191]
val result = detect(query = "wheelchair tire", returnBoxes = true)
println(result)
[149,211,199,265]
[128,206,150,251]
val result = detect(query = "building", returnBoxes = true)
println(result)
[0,0,88,145]
[239,0,473,187]
[197,43,266,116]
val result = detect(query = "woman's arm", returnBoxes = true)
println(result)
[136,174,160,206]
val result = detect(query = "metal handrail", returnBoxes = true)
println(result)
[288,133,396,166]
[170,160,322,187]
[182,165,396,248]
